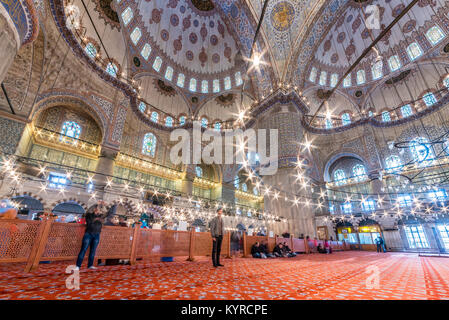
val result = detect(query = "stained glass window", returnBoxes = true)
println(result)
[325,118,333,129]
[235,72,243,86]
[334,169,346,186]
[319,71,327,86]
[371,60,383,80]
[141,43,151,60]
[85,43,97,59]
[352,164,367,182]
[428,189,447,202]
[179,115,186,126]
[342,202,352,214]
[201,80,208,93]
[437,225,449,249]
[404,225,429,248]
[138,102,146,112]
[385,155,402,172]
[234,176,239,189]
[60,121,81,143]
[224,76,231,90]
[407,42,423,61]
[165,66,173,81]
[341,113,351,126]
[401,104,413,117]
[165,116,173,127]
[423,92,437,106]
[444,76,449,88]
[142,133,157,157]
[48,172,68,189]
[201,117,208,128]
[213,79,220,93]
[410,137,434,165]
[343,74,351,87]
[368,110,374,117]
[106,62,118,77]
[330,74,338,87]
[253,187,259,196]
[397,194,412,207]
[242,183,248,192]
[357,70,366,85]
[153,56,162,72]
[177,73,185,87]
[130,27,141,45]
[214,122,221,131]
[151,111,159,123]
[121,7,133,26]
[309,67,317,83]
[426,25,445,46]
[388,55,401,72]
[195,166,203,177]
[189,78,197,92]
[382,111,391,122]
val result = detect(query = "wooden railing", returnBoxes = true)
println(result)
[0,219,230,272]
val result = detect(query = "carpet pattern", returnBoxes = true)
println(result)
[0,252,448,300]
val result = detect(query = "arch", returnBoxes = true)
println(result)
[323,152,369,182]
[52,201,86,215]
[51,198,88,213]
[236,223,246,231]
[10,194,44,219]
[32,91,108,144]
[109,198,136,216]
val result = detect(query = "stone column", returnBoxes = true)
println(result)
[94,147,118,198]
[0,9,19,84]
[181,172,194,196]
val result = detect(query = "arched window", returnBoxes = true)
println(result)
[138,102,146,112]
[388,55,401,72]
[253,187,259,196]
[343,74,351,87]
[362,199,376,212]
[177,73,185,87]
[60,121,81,142]
[106,62,118,77]
[214,121,221,131]
[153,56,162,72]
[309,67,317,83]
[201,117,208,128]
[189,78,197,92]
[371,60,383,80]
[425,25,445,46]
[444,76,449,88]
[404,225,429,249]
[410,137,434,166]
[235,72,243,86]
[319,71,327,86]
[130,27,142,45]
[385,155,402,172]
[213,79,220,93]
[356,70,366,85]
[333,169,346,186]
[423,92,437,106]
[352,164,367,182]
[179,115,186,126]
[165,116,173,127]
[382,111,391,122]
[234,176,239,189]
[151,111,159,123]
[195,166,203,178]
[121,7,133,26]
[330,74,339,88]
[224,76,231,90]
[142,133,157,157]
[428,189,447,202]
[341,113,351,126]
[201,80,209,93]
[325,118,333,129]
[407,42,423,61]
[241,183,248,192]
[401,104,413,118]
[141,43,151,60]
[165,66,174,81]
[341,202,352,214]
[85,43,97,59]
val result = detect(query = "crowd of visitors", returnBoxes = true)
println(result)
[251,241,297,259]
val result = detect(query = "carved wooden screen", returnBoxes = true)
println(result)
[41,222,85,260]
[136,229,190,258]
[96,226,134,259]
[0,220,41,263]
[292,238,305,252]
[194,232,230,257]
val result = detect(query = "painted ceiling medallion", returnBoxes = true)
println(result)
[215,93,235,107]
[270,1,295,32]
[93,0,120,31]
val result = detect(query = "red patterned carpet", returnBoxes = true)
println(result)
[0,251,448,300]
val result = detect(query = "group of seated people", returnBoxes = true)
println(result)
[251,241,297,259]
[317,240,333,254]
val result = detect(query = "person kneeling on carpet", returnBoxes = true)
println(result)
[251,242,267,259]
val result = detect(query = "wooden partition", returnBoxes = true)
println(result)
[292,238,306,253]
[0,219,231,272]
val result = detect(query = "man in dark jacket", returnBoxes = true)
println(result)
[209,208,224,267]
[251,242,267,258]
[74,201,107,270]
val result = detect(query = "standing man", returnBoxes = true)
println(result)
[210,207,224,267]
[74,201,107,270]
[375,234,386,253]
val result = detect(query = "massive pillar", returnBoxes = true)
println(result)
[258,103,316,238]
[94,147,118,199]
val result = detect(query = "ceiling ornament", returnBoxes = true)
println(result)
[154,79,177,97]
[270,1,295,32]
[215,93,235,107]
